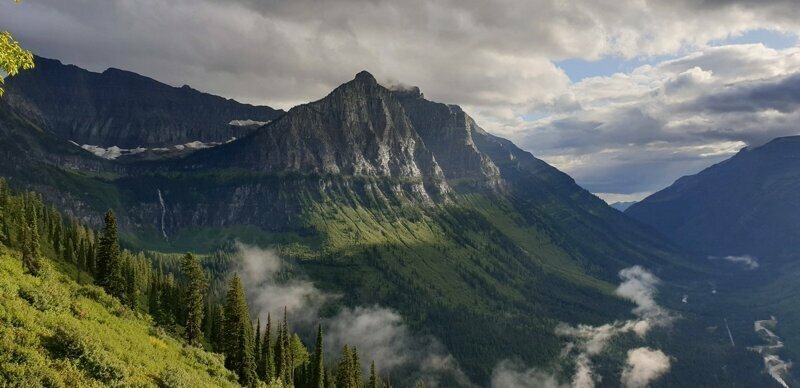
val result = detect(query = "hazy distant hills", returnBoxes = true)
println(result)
[627,136,800,263]
[610,201,637,211]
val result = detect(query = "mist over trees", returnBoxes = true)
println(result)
[0,177,396,387]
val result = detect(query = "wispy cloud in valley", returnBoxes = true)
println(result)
[493,265,675,388]
[708,254,760,269]
[234,243,471,386]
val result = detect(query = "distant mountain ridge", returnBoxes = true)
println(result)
[627,136,800,262]
[3,56,284,148]
[610,201,637,211]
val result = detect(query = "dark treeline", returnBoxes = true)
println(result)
[0,178,401,388]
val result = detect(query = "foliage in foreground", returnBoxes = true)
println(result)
[0,246,239,387]
[0,1,35,96]
[0,178,398,387]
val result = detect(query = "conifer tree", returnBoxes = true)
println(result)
[63,234,74,264]
[148,276,161,318]
[275,310,291,383]
[209,304,225,351]
[263,313,276,381]
[254,318,262,372]
[180,252,207,345]
[52,218,62,254]
[282,308,294,383]
[352,347,363,388]
[0,179,6,245]
[97,209,124,298]
[0,177,6,212]
[368,361,380,388]
[157,273,177,327]
[312,324,325,388]
[20,194,41,276]
[274,319,284,381]
[223,273,258,387]
[336,345,355,388]
[202,299,219,349]
[325,369,336,388]
[85,235,97,276]
[123,254,140,310]
[290,334,309,383]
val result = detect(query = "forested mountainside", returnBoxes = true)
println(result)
[0,59,782,386]
[0,178,400,387]
[627,136,800,375]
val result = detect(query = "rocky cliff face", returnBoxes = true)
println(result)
[3,57,284,148]
[190,71,450,200]
[393,87,505,191]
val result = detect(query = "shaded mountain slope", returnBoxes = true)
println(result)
[3,56,284,148]
[627,136,800,263]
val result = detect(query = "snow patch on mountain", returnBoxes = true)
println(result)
[229,119,270,127]
[72,137,238,159]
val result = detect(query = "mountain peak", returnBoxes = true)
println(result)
[353,70,377,84]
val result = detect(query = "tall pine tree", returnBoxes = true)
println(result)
[180,252,207,345]
[223,273,258,387]
[20,193,41,276]
[281,308,293,383]
[263,313,276,381]
[312,324,325,388]
[254,318,262,374]
[368,361,380,388]
[336,345,355,388]
[352,347,363,388]
[123,253,140,310]
[97,209,124,298]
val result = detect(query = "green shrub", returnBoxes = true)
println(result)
[48,323,128,384]
[18,280,69,313]
[157,366,191,388]
[0,327,65,387]
[75,284,119,310]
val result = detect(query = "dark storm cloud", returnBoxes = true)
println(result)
[694,73,800,113]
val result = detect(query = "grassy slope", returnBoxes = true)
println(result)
[0,245,238,387]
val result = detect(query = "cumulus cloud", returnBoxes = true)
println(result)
[708,254,760,269]
[519,44,800,196]
[621,348,672,388]
[326,306,474,387]
[3,0,799,205]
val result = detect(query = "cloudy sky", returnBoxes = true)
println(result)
[2,0,800,202]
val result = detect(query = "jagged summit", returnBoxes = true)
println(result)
[353,70,378,83]
[192,68,451,200]
[191,70,513,195]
